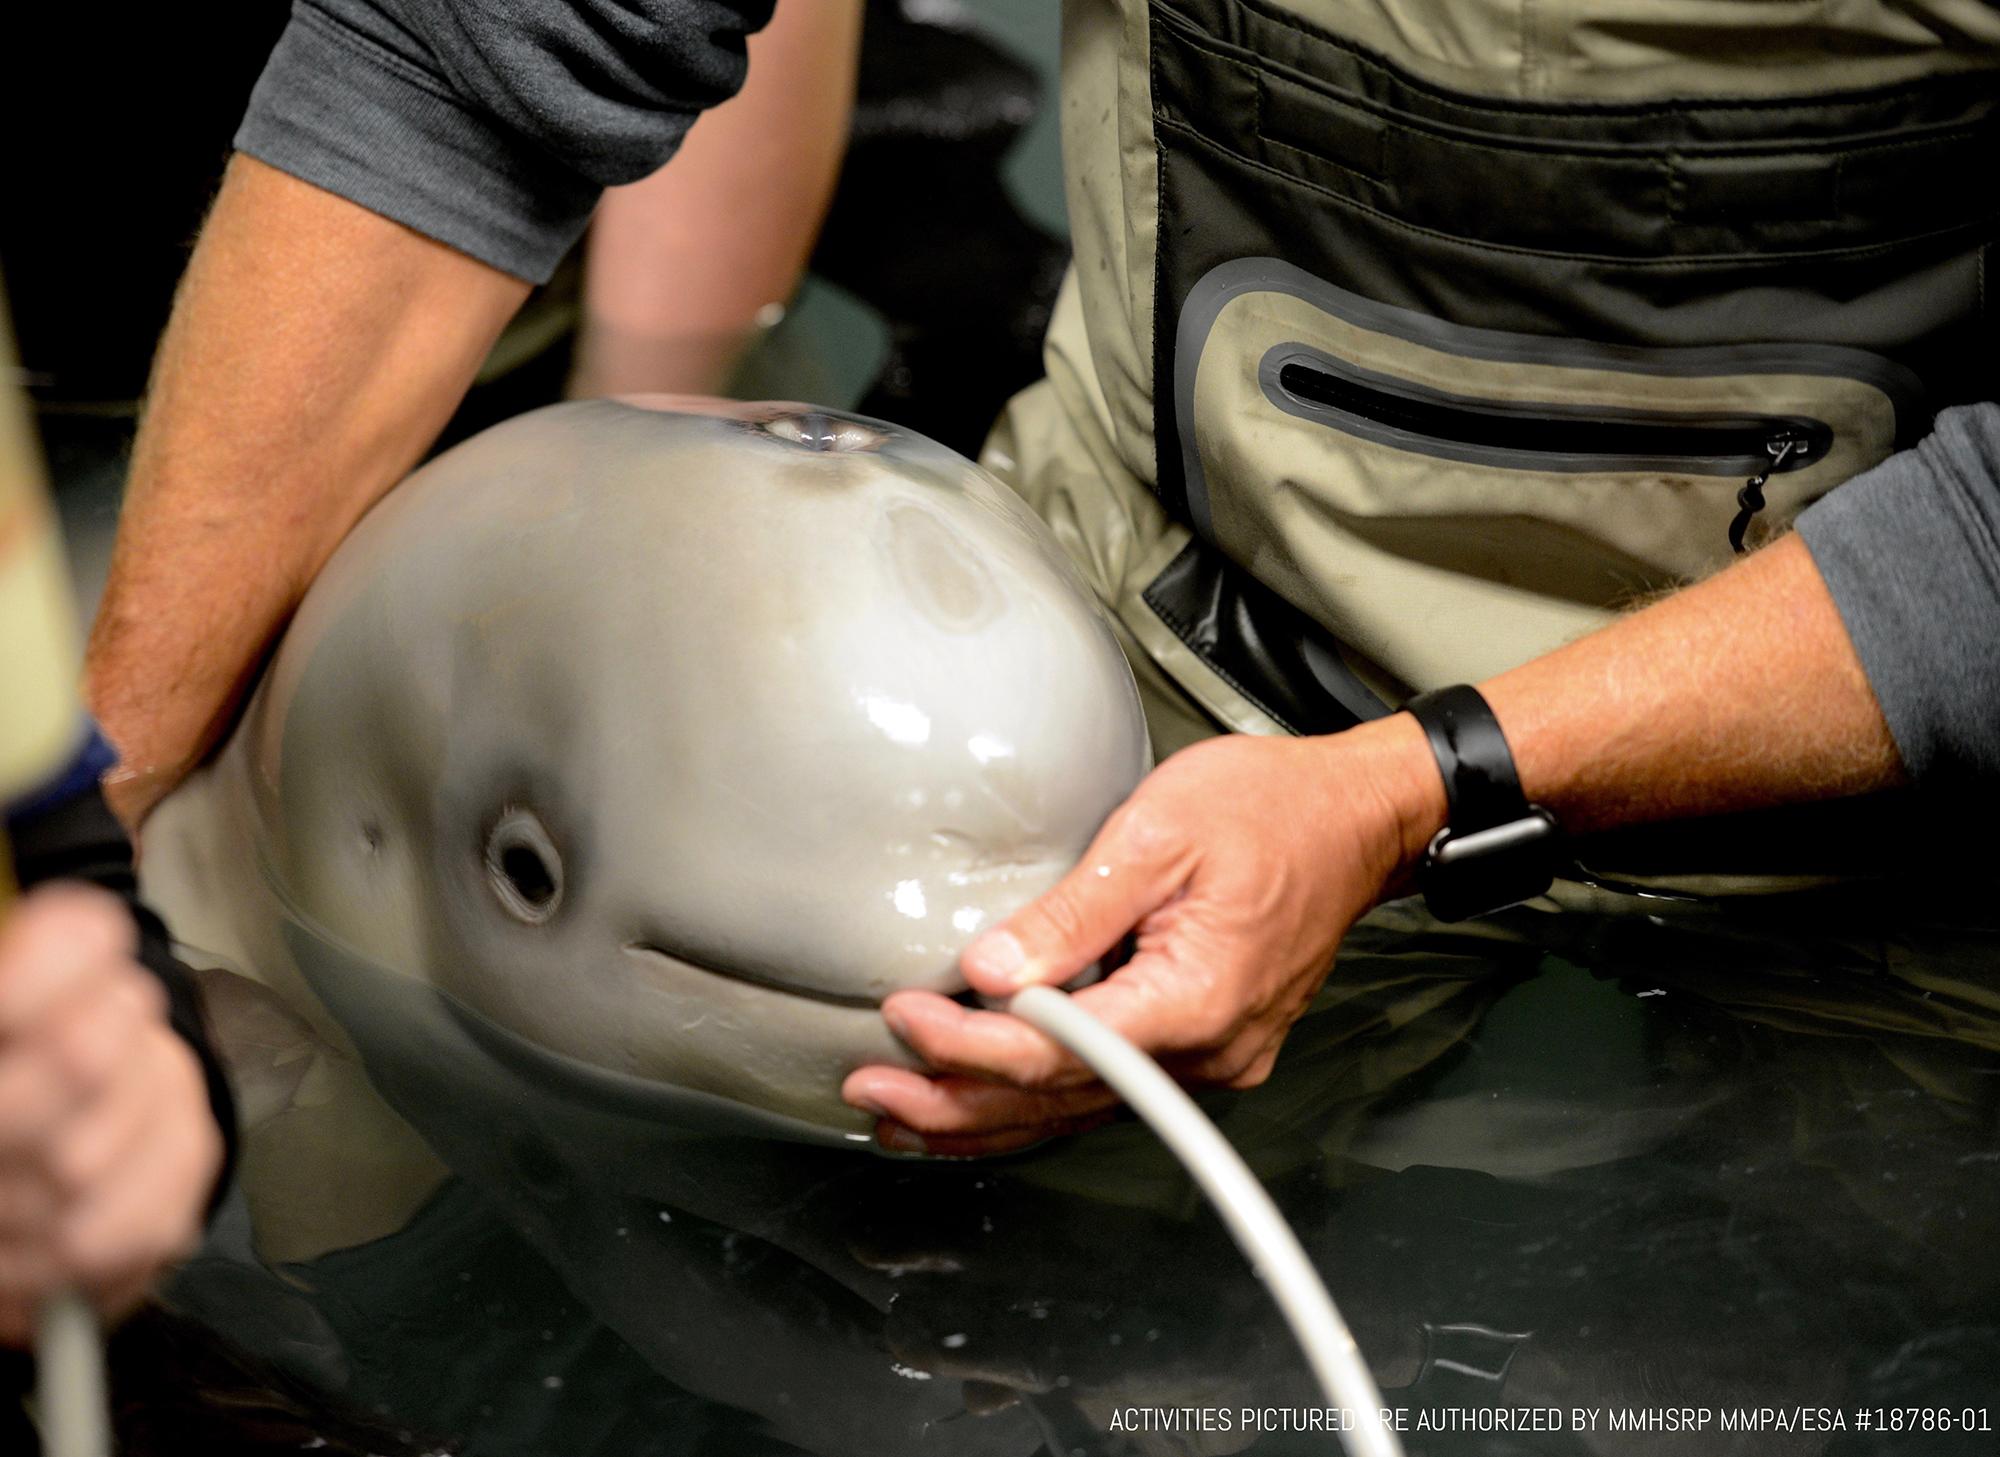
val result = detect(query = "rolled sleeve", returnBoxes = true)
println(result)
[1797,402,2000,794]
[234,0,772,283]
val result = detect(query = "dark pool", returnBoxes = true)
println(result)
[102,892,2000,1457]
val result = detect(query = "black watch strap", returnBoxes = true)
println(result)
[1404,686,1561,921]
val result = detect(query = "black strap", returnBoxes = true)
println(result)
[1404,686,1561,921]
[1404,685,1530,833]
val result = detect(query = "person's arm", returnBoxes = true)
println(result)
[85,158,528,828]
[87,0,777,827]
[1485,535,1902,830]
[842,440,1996,1153]
[570,0,862,398]
[843,534,1893,1154]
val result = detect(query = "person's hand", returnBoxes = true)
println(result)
[99,758,181,841]
[0,883,223,1344]
[842,716,1447,1155]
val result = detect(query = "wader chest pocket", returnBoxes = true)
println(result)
[1173,258,1920,688]
[1266,352,1833,555]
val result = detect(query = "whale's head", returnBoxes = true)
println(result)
[234,398,1150,1140]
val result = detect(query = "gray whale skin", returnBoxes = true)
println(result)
[140,397,1150,1152]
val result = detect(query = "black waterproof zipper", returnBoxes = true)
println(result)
[1274,359,1831,553]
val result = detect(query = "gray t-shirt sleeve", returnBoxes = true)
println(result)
[234,0,775,282]
[1796,401,2000,793]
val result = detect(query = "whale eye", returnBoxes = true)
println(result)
[485,809,563,923]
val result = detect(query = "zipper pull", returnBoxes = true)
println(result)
[1728,430,1807,554]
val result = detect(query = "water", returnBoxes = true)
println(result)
[118,893,2000,1456]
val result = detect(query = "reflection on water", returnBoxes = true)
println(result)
[121,895,1999,1456]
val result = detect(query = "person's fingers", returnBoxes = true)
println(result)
[878,991,1096,1091]
[1059,952,1253,1058]
[0,969,160,1152]
[875,1108,1118,1159]
[0,1051,71,1154]
[0,1031,217,1329]
[1224,1042,1283,1090]
[0,885,137,1035]
[100,764,169,845]
[1170,1025,1285,1089]
[959,800,1194,998]
[38,1034,170,1218]
[56,1063,215,1296]
[0,1241,62,1321]
[844,1064,1120,1140]
[883,947,1269,1098]
[862,1001,1287,1150]
[0,1168,57,1238]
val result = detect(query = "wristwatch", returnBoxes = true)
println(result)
[1403,685,1561,921]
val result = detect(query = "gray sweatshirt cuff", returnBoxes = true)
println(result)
[234,5,603,282]
[1797,402,2000,793]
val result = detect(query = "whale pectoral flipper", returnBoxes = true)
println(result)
[189,960,450,1263]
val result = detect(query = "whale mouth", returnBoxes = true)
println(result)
[623,941,907,1011]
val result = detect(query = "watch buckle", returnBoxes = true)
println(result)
[1427,808,1560,869]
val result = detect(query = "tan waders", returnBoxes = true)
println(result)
[985,0,2000,889]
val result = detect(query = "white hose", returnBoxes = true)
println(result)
[1007,984,1404,1457]
[34,1290,111,1457]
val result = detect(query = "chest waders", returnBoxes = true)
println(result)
[983,0,2000,893]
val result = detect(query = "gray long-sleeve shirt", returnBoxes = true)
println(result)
[232,0,2000,793]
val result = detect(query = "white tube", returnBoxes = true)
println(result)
[1008,984,1404,1457]
[35,1290,111,1457]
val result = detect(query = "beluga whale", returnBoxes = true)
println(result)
[139,397,1152,1242]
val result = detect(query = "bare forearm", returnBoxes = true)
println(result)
[883,525,1917,1148]
[1477,534,1903,833]
[1346,531,1906,876]
[86,155,528,826]
[569,0,861,397]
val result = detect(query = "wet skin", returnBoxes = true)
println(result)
[140,396,1150,1142]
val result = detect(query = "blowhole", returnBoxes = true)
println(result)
[761,412,885,454]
